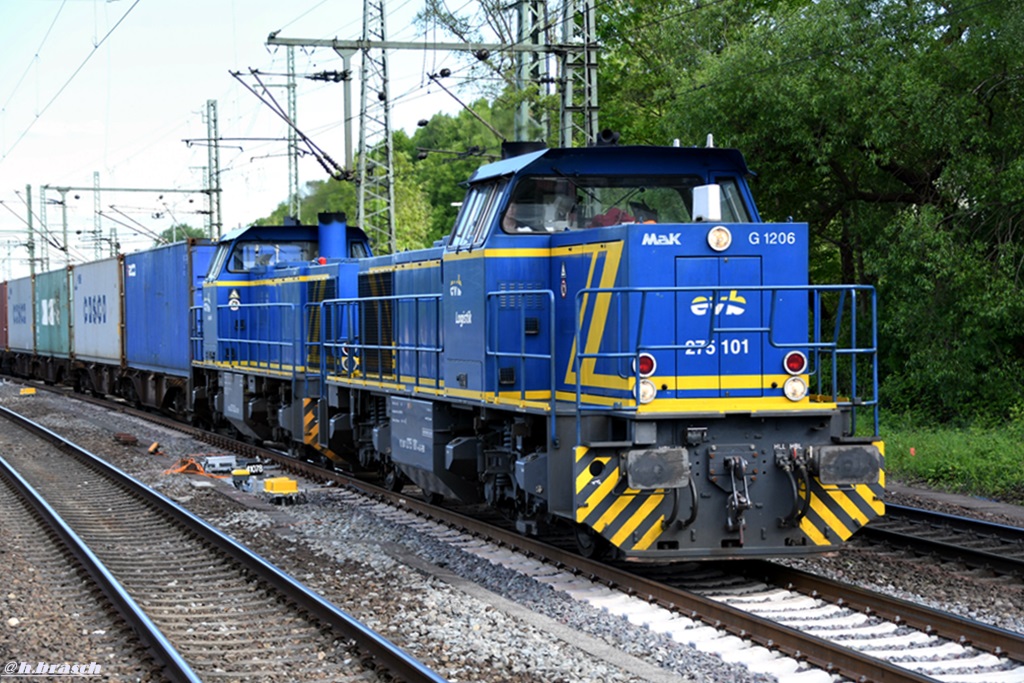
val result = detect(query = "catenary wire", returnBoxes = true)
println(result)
[0,0,143,165]
[0,0,69,116]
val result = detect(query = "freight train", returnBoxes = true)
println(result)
[1,141,884,560]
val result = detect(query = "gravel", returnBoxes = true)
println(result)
[0,433,158,681]
[3,381,1023,681]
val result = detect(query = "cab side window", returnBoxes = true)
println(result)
[448,180,507,250]
[207,245,230,281]
[226,241,316,273]
[715,177,752,223]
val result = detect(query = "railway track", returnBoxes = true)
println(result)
[862,503,1024,577]
[11,382,1024,682]
[238,450,1024,681]
[351,491,1024,682]
[166,416,1024,683]
[0,461,165,681]
[0,404,446,683]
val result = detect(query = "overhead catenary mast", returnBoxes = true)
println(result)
[516,0,548,142]
[39,182,209,259]
[205,99,224,239]
[287,46,301,222]
[266,0,600,251]
[560,0,600,148]
[358,0,397,254]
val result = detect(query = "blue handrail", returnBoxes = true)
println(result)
[572,284,879,442]
[485,288,557,445]
[318,292,443,388]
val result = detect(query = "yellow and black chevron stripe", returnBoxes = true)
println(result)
[573,442,886,553]
[573,446,668,552]
[302,398,343,464]
[799,442,886,545]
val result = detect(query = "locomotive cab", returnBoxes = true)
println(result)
[192,213,369,456]
[432,145,883,558]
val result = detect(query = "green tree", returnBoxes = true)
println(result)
[596,0,1024,422]
[393,139,433,251]
[253,176,357,228]
[870,206,1024,423]
[253,131,434,253]
[156,223,206,244]
[407,99,510,245]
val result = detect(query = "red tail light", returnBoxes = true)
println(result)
[784,351,807,375]
[635,353,656,378]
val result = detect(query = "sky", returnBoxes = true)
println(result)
[0,0,476,280]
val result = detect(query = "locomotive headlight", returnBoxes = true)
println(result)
[783,376,808,402]
[637,379,657,404]
[707,226,732,252]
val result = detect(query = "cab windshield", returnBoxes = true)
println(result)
[226,241,317,273]
[500,175,751,233]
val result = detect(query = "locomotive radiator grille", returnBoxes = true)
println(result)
[358,271,395,376]
[305,278,338,368]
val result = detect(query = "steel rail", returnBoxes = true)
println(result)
[884,503,1024,536]
[360,495,939,682]
[0,405,449,683]
[0,452,200,683]
[88,400,936,681]
[13,385,1004,682]
[863,503,1024,578]
[740,559,1024,662]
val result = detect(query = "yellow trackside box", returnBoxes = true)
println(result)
[263,477,298,495]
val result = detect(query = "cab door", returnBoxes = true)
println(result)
[676,256,762,398]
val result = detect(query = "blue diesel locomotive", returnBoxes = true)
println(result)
[189,142,884,560]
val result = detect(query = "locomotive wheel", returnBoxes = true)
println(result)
[423,490,444,506]
[171,392,188,417]
[382,467,405,492]
[574,525,609,559]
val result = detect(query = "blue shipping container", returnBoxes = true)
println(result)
[124,240,214,376]
[1,281,7,351]
[7,276,34,353]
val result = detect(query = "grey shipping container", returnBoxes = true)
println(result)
[72,258,124,364]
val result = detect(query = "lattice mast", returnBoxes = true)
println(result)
[287,46,301,222]
[559,0,599,147]
[205,99,223,238]
[516,0,550,142]
[358,0,396,254]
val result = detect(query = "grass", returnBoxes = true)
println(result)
[881,413,1024,505]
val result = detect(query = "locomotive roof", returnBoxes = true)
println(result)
[466,145,752,184]
[218,222,319,243]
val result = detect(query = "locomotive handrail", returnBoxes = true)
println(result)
[212,301,303,373]
[189,305,203,365]
[318,292,443,389]
[485,288,558,445]
[573,284,879,439]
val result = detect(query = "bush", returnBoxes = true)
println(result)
[883,412,1024,504]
